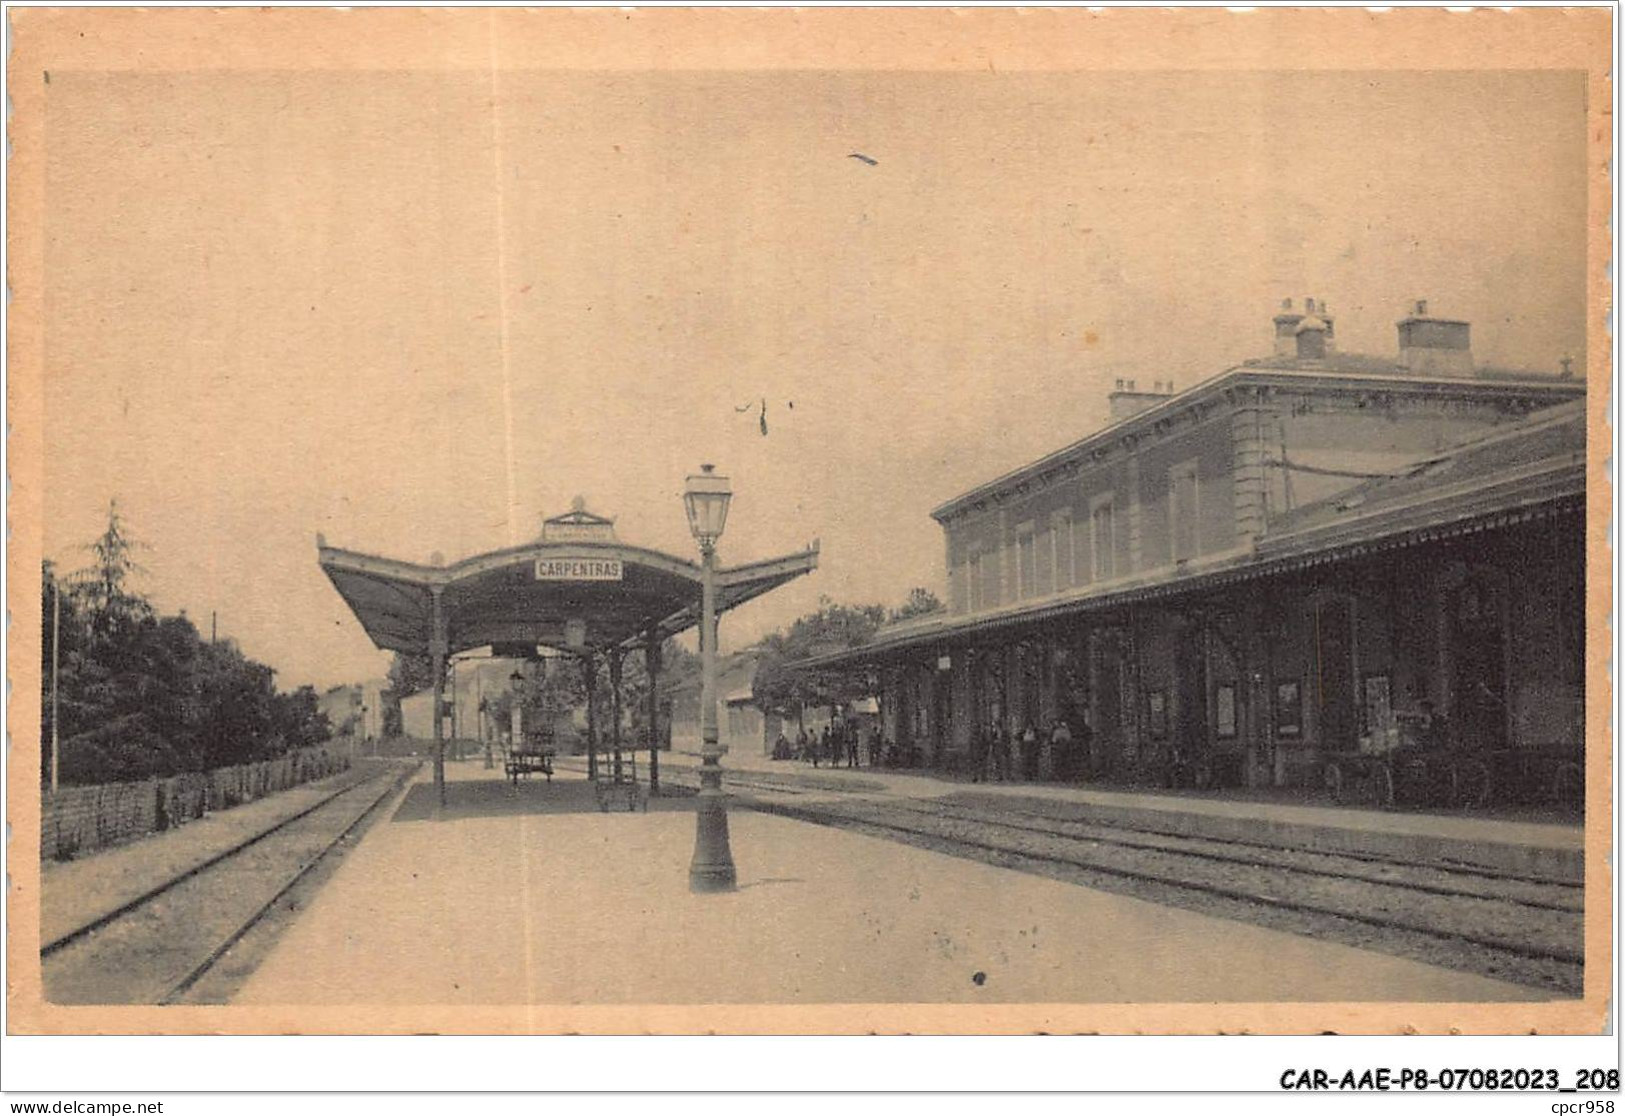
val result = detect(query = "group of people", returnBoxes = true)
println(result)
[769,717,1093,780]
[771,721,895,769]
[969,719,1089,783]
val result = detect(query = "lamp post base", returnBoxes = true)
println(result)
[688,759,737,893]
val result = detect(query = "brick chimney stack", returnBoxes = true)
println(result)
[1272,298,1302,357]
[1397,300,1473,377]
[1274,296,1336,359]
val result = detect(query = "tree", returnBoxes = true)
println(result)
[380,690,405,738]
[380,652,436,739]
[891,587,944,623]
[45,503,342,784]
[621,638,700,740]
[71,499,153,644]
[387,651,435,697]
[270,685,333,751]
[752,597,886,727]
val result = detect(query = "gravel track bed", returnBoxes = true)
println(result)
[943,791,1582,889]
[747,797,1582,996]
[711,771,888,795]
[909,800,1582,912]
[43,766,410,1005]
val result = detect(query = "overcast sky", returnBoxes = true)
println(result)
[41,69,1587,691]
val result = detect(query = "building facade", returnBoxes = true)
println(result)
[669,650,775,754]
[811,301,1585,791]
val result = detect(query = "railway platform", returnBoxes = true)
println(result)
[661,746,1585,882]
[233,761,1547,1006]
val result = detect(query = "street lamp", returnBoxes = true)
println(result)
[683,463,736,893]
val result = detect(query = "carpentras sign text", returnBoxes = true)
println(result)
[534,557,624,581]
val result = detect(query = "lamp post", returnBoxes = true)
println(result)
[684,463,737,893]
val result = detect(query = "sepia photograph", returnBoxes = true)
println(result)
[4,4,1613,1061]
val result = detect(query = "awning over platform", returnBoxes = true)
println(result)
[796,399,1585,673]
[320,536,819,657]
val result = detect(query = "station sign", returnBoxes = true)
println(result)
[535,556,624,582]
[542,520,616,543]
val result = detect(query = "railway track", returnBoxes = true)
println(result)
[666,767,1583,994]
[42,761,417,1005]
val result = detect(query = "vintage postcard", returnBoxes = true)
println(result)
[5,6,1613,1038]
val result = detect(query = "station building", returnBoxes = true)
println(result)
[805,300,1586,789]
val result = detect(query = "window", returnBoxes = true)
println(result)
[1053,509,1074,589]
[1091,496,1116,581]
[1216,684,1237,739]
[968,548,984,612]
[1017,526,1037,599]
[1170,460,1199,562]
[1274,679,1302,738]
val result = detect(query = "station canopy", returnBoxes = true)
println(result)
[319,500,819,658]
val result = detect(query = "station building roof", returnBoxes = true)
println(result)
[801,399,1585,671]
[929,363,1581,525]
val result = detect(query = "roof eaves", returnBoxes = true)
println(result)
[809,476,1583,672]
[927,367,1582,524]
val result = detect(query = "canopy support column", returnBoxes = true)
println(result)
[583,653,599,781]
[609,649,624,782]
[430,586,447,812]
[645,626,662,796]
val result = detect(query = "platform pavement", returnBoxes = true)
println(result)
[234,762,1550,1006]
[656,744,1584,881]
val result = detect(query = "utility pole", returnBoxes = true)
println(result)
[211,610,217,645]
[50,578,61,794]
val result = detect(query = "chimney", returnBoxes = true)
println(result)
[1396,300,1473,377]
[1294,313,1329,360]
[1274,295,1336,357]
[1272,298,1302,357]
[1107,377,1176,421]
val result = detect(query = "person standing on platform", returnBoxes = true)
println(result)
[1020,722,1039,780]
[992,725,1011,782]
[1049,719,1073,781]
[1079,713,1099,779]
[797,726,811,763]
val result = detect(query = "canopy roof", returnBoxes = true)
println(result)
[319,506,818,657]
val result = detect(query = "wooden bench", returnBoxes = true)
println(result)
[505,748,554,784]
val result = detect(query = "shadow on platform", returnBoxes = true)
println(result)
[389,774,697,823]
